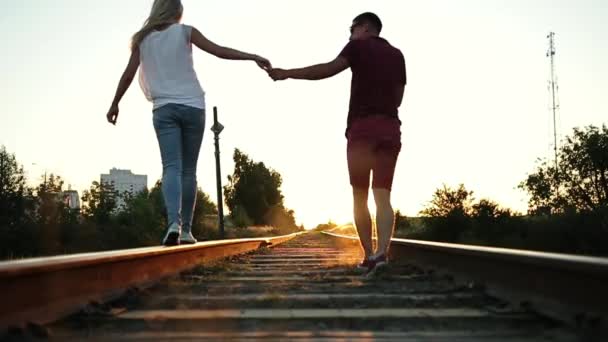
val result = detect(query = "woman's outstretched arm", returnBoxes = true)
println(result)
[190,27,271,70]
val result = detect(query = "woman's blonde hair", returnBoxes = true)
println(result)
[131,0,184,50]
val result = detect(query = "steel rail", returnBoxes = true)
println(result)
[323,231,608,326]
[0,233,300,329]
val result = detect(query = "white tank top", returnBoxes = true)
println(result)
[138,24,205,110]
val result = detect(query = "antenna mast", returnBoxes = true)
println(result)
[547,32,560,173]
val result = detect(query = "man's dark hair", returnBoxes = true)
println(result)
[353,12,382,34]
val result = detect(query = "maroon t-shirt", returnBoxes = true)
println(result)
[339,37,406,131]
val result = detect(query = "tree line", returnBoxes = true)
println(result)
[2,125,606,258]
[0,147,301,259]
[398,125,608,256]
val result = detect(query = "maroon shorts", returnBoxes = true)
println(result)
[347,115,402,190]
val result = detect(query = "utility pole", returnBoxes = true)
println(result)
[211,106,226,238]
[547,32,560,175]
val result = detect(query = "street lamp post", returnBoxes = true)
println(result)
[211,106,226,239]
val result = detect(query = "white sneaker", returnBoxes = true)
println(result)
[180,229,198,244]
[162,222,181,246]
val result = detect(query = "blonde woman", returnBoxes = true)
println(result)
[106,0,270,246]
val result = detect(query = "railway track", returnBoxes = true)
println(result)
[2,231,606,341]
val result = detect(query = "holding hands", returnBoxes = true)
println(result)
[267,68,290,81]
[251,55,290,81]
[253,55,272,71]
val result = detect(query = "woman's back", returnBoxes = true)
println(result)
[138,23,205,110]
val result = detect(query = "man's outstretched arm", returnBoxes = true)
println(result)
[270,57,349,81]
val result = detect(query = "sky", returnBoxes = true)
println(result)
[1,0,607,227]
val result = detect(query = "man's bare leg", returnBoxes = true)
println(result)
[353,187,373,258]
[373,188,394,257]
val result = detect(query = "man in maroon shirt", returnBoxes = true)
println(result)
[269,12,406,277]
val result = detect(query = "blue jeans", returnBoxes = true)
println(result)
[152,104,205,232]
